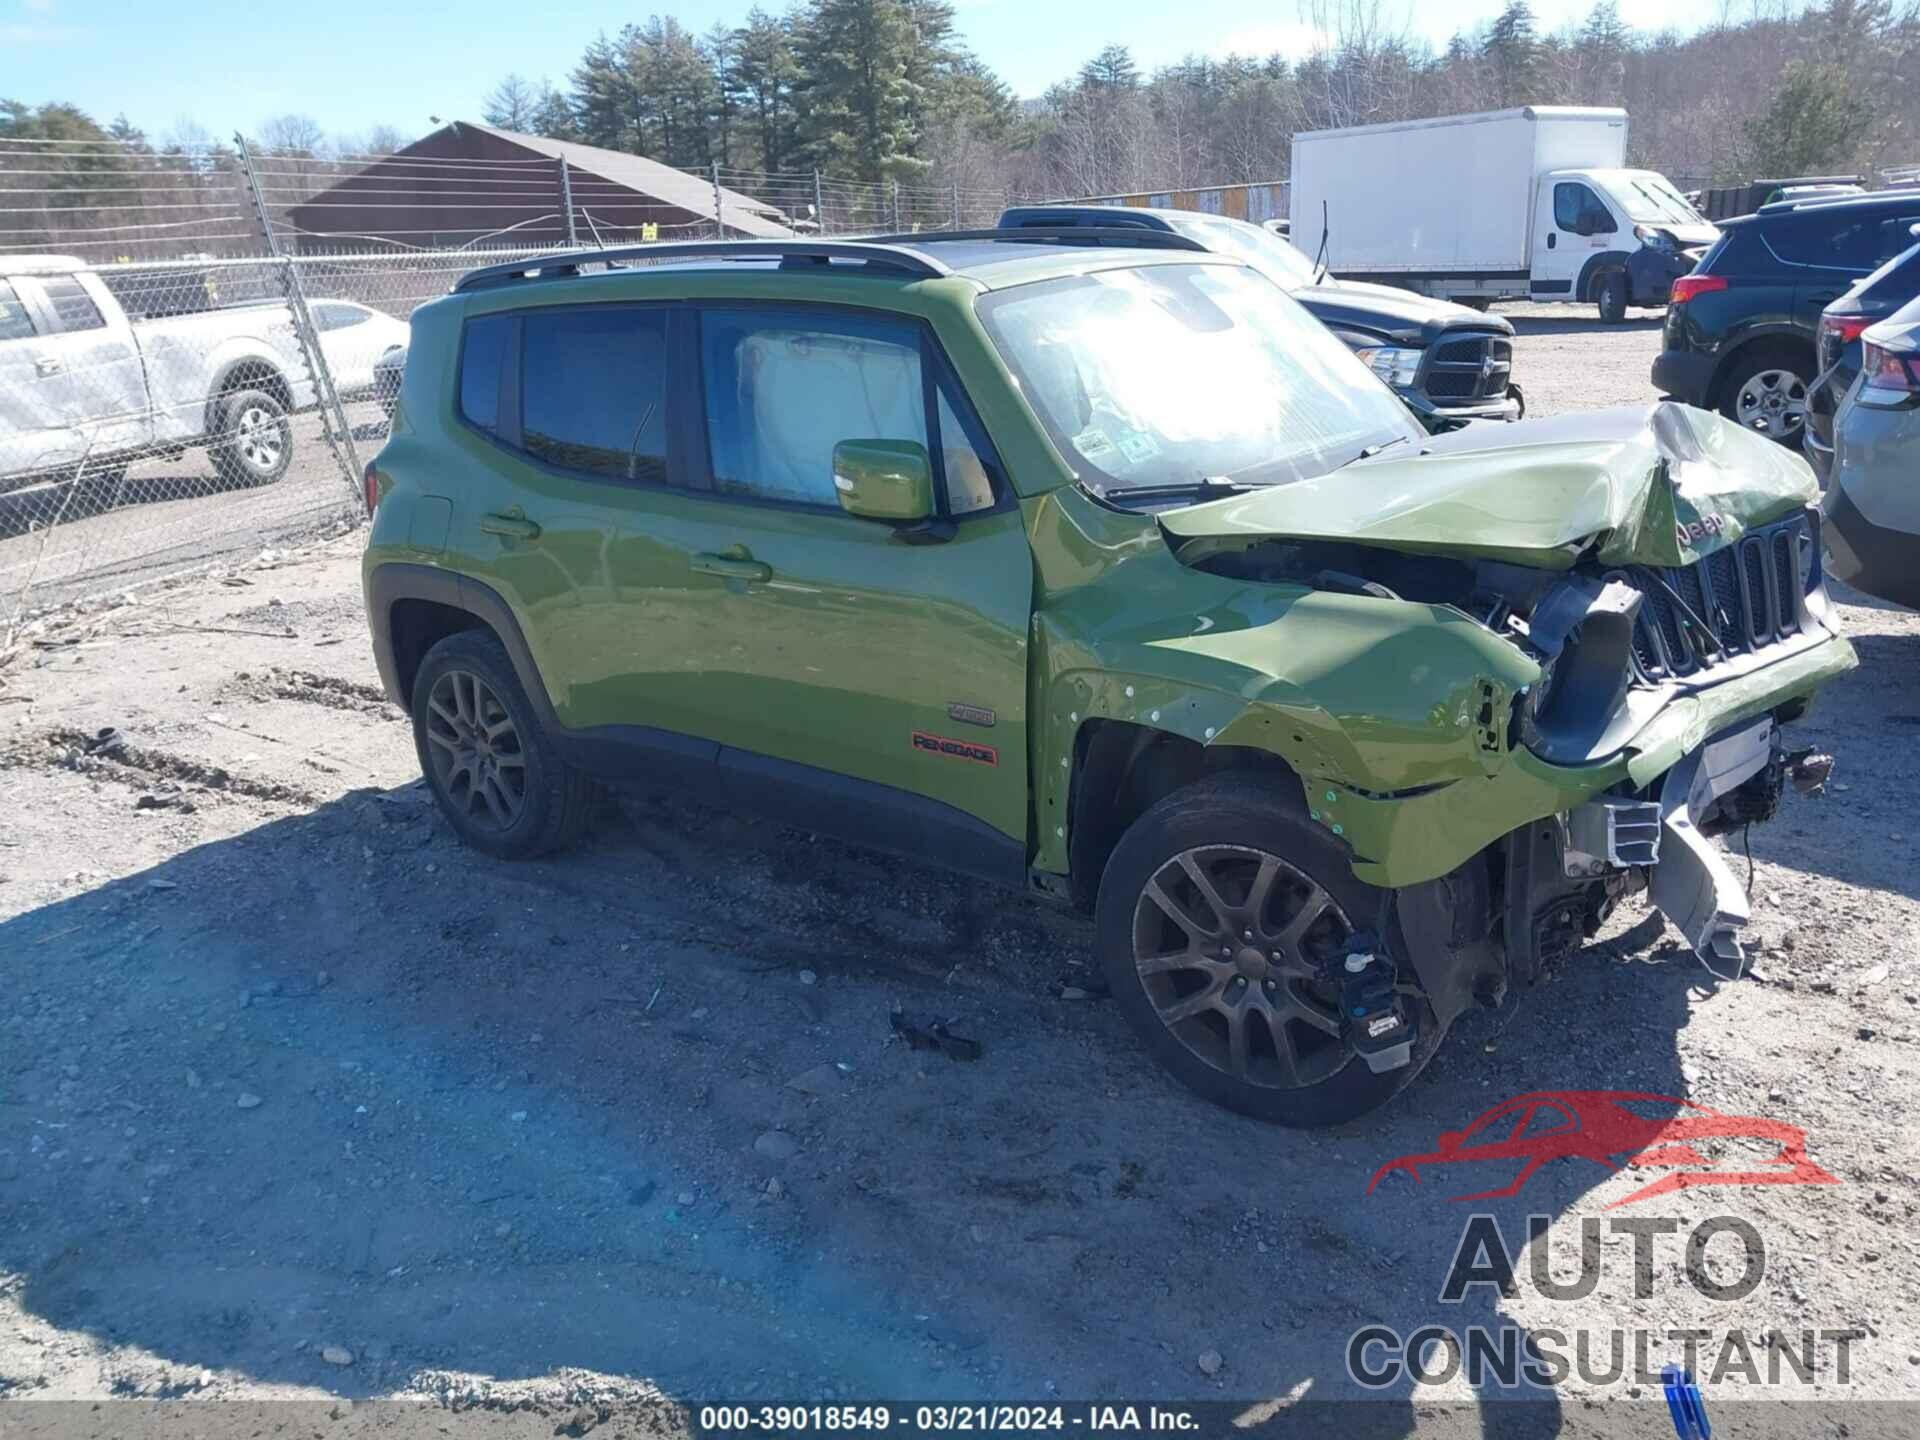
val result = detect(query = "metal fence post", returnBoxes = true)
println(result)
[711,162,725,238]
[558,157,578,248]
[813,170,827,236]
[951,182,960,229]
[891,180,901,232]
[235,133,362,496]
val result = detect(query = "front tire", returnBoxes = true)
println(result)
[411,630,595,859]
[1095,774,1443,1127]
[1596,271,1628,324]
[210,387,292,487]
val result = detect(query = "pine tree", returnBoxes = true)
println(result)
[1484,2,1545,106]
[482,75,537,132]
[1740,59,1874,176]
[728,7,802,174]
[796,0,919,181]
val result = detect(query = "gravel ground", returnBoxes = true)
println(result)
[2,309,1918,1437]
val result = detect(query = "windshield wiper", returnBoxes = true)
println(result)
[1100,475,1254,505]
[1349,434,1412,465]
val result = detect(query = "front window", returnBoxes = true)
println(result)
[1164,214,1317,291]
[976,261,1417,497]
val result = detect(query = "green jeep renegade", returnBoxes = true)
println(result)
[363,233,1855,1126]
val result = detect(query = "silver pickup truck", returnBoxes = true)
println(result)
[1,254,325,499]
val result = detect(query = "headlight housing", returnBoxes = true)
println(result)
[1355,345,1422,388]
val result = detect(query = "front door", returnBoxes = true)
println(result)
[667,303,1034,869]
[0,277,81,480]
[1532,177,1618,298]
[17,271,149,462]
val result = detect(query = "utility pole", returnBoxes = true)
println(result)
[558,157,578,248]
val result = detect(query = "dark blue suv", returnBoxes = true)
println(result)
[1653,190,1920,444]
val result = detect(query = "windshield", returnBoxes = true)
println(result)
[1602,172,1709,227]
[1164,214,1317,290]
[975,261,1419,496]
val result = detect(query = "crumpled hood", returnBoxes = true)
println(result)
[1159,403,1818,571]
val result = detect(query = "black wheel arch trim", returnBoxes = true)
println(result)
[365,561,1027,888]
[1573,250,1635,304]
[1709,326,1817,407]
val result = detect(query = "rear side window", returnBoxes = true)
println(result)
[458,314,511,436]
[1769,209,1920,271]
[520,307,669,483]
[38,274,105,332]
[0,281,36,342]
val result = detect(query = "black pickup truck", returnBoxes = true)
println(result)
[998,205,1523,431]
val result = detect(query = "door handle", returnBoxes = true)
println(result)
[1546,233,1556,249]
[34,357,63,376]
[691,551,772,582]
[479,512,541,541]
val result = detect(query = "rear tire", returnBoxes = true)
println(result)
[1718,345,1811,445]
[1596,271,1628,324]
[410,630,595,859]
[1094,773,1444,1127]
[210,387,292,487]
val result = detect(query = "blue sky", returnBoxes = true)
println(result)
[8,0,1753,144]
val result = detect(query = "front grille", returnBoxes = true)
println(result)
[1613,511,1817,682]
[1420,334,1513,403]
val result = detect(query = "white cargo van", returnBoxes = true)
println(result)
[1289,106,1717,322]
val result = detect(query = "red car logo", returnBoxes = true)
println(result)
[1368,1090,1839,1209]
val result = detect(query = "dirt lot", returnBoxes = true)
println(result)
[3,308,1919,1436]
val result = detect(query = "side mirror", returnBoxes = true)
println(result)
[833,439,934,524]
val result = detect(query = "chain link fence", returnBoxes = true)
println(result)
[4,126,1266,640]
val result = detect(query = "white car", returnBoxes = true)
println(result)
[308,300,410,398]
[2,254,317,493]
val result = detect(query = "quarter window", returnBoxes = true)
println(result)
[1769,211,1920,271]
[520,307,668,482]
[37,275,105,332]
[0,281,36,342]
[457,314,511,437]
[699,309,997,515]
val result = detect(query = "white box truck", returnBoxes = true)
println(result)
[1290,106,1718,322]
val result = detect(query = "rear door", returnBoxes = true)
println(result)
[448,300,719,760]
[664,302,1034,875]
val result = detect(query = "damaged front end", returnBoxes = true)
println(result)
[1157,403,1857,1029]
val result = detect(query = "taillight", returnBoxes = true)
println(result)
[1669,274,1728,305]
[1860,342,1920,401]
[363,461,382,514]
[1820,313,1871,346]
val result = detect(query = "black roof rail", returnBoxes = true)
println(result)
[858,226,1209,253]
[452,239,951,293]
[1756,186,1920,216]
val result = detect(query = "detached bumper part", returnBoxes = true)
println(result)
[1649,717,1775,976]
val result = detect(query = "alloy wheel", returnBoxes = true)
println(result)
[1734,368,1807,439]
[1130,843,1353,1089]
[236,405,284,474]
[424,669,527,832]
